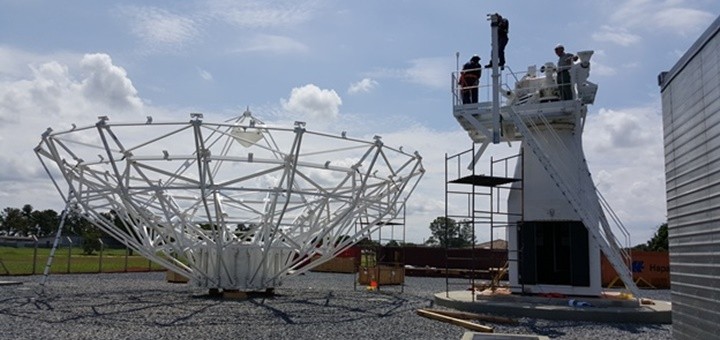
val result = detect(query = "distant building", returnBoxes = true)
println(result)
[659,15,720,340]
[0,236,35,247]
[475,239,508,249]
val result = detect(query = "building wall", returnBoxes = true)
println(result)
[659,15,720,340]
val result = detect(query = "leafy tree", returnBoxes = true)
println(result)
[1,207,31,236]
[30,209,60,237]
[458,220,476,246]
[633,223,668,251]
[81,227,103,255]
[646,223,668,251]
[356,237,380,248]
[385,240,401,247]
[424,236,439,247]
[1,205,62,237]
[21,204,33,217]
[64,209,103,255]
[428,216,475,248]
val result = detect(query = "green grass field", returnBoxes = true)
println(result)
[0,246,164,275]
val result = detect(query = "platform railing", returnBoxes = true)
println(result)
[451,70,514,107]
[452,66,580,108]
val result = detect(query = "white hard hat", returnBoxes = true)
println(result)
[555,44,564,50]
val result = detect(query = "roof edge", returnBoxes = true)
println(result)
[659,14,720,91]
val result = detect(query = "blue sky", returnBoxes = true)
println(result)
[0,0,718,244]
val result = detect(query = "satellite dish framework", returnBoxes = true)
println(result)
[34,110,424,291]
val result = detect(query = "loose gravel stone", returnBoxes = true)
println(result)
[0,272,671,339]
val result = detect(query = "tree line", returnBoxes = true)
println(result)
[2,204,668,252]
[0,204,109,254]
[423,216,668,251]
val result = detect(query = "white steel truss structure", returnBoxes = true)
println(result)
[34,111,424,291]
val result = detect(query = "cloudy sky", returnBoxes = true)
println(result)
[0,0,717,245]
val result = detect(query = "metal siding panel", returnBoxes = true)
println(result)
[672,119,706,154]
[701,66,720,102]
[672,262,720,278]
[670,240,720,254]
[671,300,720,339]
[672,252,720,265]
[704,87,720,119]
[670,172,720,202]
[668,149,706,182]
[707,124,720,148]
[663,18,720,340]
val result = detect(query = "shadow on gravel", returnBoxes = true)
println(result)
[242,289,427,326]
[523,318,668,338]
[604,322,668,334]
[0,286,434,330]
[525,319,567,338]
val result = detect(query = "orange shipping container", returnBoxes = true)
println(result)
[601,251,669,289]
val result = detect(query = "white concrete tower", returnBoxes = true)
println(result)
[452,20,638,297]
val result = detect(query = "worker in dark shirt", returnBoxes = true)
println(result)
[486,13,509,70]
[459,55,482,104]
[555,44,577,100]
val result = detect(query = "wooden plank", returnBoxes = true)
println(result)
[423,308,518,325]
[416,309,493,333]
[222,290,248,299]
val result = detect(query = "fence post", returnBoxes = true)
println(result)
[124,247,129,272]
[98,238,104,273]
[32,236,38,275]
[66,236,72,274]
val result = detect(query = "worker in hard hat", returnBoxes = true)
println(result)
[459,55,482,104]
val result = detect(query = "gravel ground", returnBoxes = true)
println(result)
[0,272,671,339]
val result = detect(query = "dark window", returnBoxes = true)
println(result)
[519,221,590,286]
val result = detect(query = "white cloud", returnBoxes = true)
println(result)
[621,62,639,69]
[120,6,200,53]
[586,106,659,150]
[610,0,715,36]
[0,53,142,124]
[592,26,641,46]
[0,51,145,190]
[589,60,617,77]
[369,57,451,89]
[282,84,342,120]
[0,61,72,122]
[403,58,452,88]
[0,46,80,80]
[198,68,213,81]
[671,48,686,59]
[584,105,666,244]
[233,34,309,54]
[348,78,378,94]
[117,2,319,54]
[79,54,143,111]
[204,0,317,28]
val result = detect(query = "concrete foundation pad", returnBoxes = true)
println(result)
[435,290,671,324]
